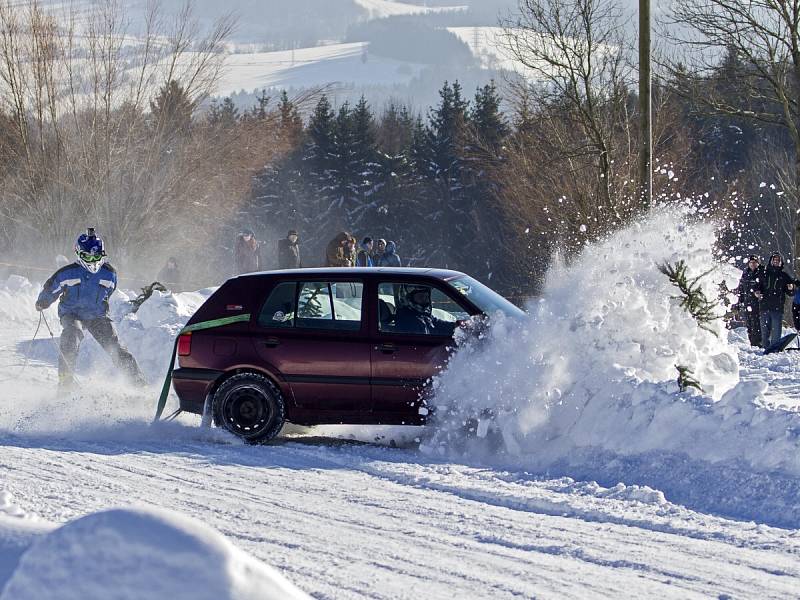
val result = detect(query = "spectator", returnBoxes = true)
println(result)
[325,231,353,267]
[377,240,401,267]
[356,237,374,267]
[737,255,763,347]
[278,229,302,269]
[793,278,800,333]
[343,235,357,267]
[755,252,795,349]
[234,229,261,274]
[158,257,182,291]
[374,239,387,264]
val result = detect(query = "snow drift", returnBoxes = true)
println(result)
[425,209,800,481]
[0,500,309,600]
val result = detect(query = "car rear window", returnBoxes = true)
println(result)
[258,280,364,331]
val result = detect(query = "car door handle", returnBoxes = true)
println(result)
[262,337,280,348]
[376,343,396,354]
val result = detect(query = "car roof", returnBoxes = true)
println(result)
[234,267,467,280]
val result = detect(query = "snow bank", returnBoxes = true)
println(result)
[0,506,309,600]
[425,209,800,481]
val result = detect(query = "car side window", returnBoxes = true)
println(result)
[258,281,297,328]
[297,281,363,331]
[378,282,469,336]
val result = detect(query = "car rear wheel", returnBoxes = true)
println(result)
[212,373,285,444]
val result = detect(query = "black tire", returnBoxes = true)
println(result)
[212,373,285,444]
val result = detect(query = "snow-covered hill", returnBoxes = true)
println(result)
[217,42,427,97]
[354,0,466,18]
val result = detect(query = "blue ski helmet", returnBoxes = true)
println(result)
[74,229,106,273]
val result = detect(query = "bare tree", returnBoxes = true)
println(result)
[665,0,800,258]
[499,0,635,211]
[0,0,246,282]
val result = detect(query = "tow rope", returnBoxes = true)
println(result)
[152,313,251,423]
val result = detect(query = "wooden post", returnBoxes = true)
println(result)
[639,0,652,210]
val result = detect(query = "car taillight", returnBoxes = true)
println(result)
[177,333,192,356]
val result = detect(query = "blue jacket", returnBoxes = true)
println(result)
[356,246,373,267]
[377,241,401,267]
[37,262,118,320]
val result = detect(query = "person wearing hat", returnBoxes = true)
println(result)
[754,252,795,348]
[278,229,302,269]
[234,228,261,275]
[737,255,764,347]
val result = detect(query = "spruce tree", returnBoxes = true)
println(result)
[207,97,240,128]
[150,80,195,138]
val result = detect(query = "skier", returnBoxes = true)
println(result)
[35,229,145,392]
[377,240,401,267]
[754,252,795,349]
[737,255,763,347]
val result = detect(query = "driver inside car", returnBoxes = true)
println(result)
[393,285,454,336]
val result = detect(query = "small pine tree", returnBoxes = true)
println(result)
[150,80,195,137]
[658,260,721,335]
[207,97,240,127]
[676,365,703,392]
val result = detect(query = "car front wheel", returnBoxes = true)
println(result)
[212,373,285,444]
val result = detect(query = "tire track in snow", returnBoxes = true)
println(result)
[2,438,799,599]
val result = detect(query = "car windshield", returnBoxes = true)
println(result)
[446,276,525,319]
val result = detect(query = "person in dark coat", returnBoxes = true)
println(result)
[755,252,795,348]
[278,230,301,269]
[374,239,386,265]
[234,229,261,274]
[377,240,401,267]
[157,257,182,291]
[737,255,763,347]
[35,230,145,392]
[356,237,374,267]
[325,231,353,267]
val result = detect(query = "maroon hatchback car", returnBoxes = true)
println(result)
[172,267,523,443]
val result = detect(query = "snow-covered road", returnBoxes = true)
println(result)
[1,312,799,599]
[3,430,800,599]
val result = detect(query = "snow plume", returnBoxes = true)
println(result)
[424,208,800,482]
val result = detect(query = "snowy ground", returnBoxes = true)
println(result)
[2,211,800,598]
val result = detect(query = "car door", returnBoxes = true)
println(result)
[370,280,472,421]
[254,279,370,416]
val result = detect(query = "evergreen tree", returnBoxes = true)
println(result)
[471,82,509,151]
[465,82,510,281]
[150,80,195,137]
[422,81,470,265]
[278,90,303,142]
[207,97,240,128]
[242,89,271,122]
